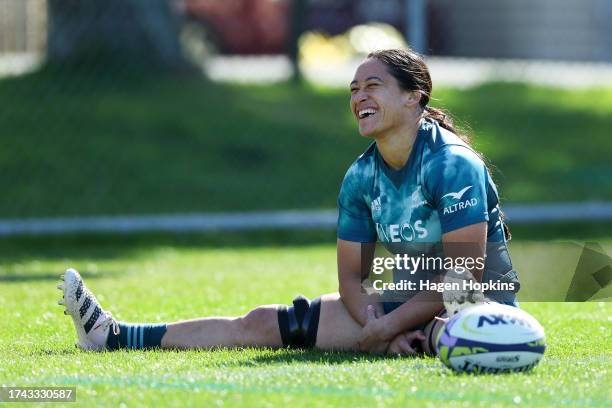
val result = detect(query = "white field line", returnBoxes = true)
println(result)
[0,202,610,236]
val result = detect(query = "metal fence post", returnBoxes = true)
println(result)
[406,0,427,54]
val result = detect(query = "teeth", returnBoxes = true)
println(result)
[358,108,377,118]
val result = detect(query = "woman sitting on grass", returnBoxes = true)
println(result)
[58,48,518,356]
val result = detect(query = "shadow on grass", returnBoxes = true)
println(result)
[0,270,122,283]
[28,347,435,368]
[0,229,337,282]
[0,229,337,263]
[1,222,610,263]
[0,272,68,282]
[248,349,427,365]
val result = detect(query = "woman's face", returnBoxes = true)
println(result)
[350,58,413,137]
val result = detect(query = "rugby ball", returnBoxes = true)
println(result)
[436,303,546,373]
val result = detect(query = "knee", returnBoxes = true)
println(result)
[238,307,276,336]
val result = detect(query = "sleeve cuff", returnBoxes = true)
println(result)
[337,231,377,243]
[440,213,489,234]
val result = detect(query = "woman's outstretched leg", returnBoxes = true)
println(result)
[161,306,283,349]
[162,293,362,350]
[59,269,363,352]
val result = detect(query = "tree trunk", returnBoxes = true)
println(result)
[47,0,188,70]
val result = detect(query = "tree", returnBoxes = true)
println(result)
[47,0,189,70]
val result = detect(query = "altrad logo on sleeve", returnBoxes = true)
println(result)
[442,185,478,215]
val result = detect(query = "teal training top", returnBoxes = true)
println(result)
[337,118,518,301]
[338,118,506,244]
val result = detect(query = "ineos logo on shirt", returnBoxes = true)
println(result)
[376,221,428,242]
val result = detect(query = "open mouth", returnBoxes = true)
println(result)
[358,108,377,119]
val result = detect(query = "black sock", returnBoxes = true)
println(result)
[106,322,167,350]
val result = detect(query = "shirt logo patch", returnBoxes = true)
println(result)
[376,221,428,242]
[442,185,473,201]
[371,196,382,218]
[442,185,479,215]
[443,198,478,215]
[410,186,427,207]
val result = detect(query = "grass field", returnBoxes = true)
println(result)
[1,231,610,406]
[1,66,610,406]
[0,69,611,218]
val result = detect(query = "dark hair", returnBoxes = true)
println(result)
[367,48,471,146]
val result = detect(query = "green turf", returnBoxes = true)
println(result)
[0,69,610,218]
[1,234,610,406]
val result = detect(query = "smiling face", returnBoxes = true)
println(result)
[350,58,415,138]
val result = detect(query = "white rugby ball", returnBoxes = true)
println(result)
[436,303,546,373]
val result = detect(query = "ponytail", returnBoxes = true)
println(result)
[423,105,472,146]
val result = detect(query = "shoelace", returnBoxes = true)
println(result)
[100,311,120,335]
[81,285,120,335]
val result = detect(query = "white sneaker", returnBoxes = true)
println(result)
[57,268,119,351]
[442,267,486,316]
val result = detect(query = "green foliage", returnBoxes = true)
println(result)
[0,71,610,218]
[435,83,612,203]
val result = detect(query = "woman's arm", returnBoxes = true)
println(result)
[360,222,488,344]
[337,238,380,326]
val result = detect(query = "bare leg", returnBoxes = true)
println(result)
[162,305,283,349]
[161,293,363,350]
[315,293,362,350]
[60,269,364,352]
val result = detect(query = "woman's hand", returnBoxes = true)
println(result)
[358,305,392,353]
[386,330,426,356]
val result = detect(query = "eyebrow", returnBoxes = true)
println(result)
[350,76,384,86]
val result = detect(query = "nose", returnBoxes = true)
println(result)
[351,89,368,107]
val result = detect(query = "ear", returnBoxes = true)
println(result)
[403,91,421,107]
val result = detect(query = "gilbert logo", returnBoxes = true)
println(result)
[442,185,478,215]
[442,185,472,201]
